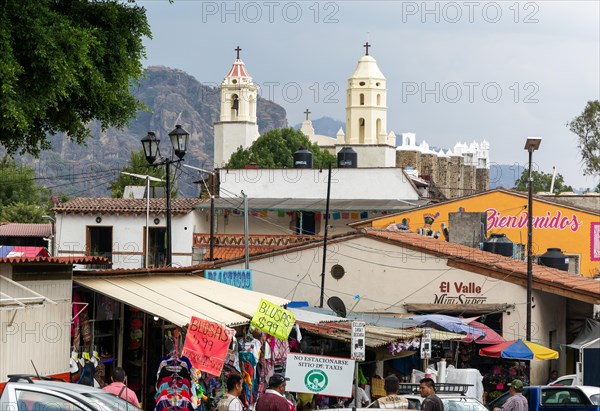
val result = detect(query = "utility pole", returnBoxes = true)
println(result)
[319,163,332,308]
[243,191,249,269]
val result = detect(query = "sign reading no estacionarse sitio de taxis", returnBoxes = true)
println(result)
[285,353,355,398]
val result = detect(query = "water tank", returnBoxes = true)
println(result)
[293,147,313,168]
[337,147,358,168]
[538,248,569,272]
[482,233,513,257]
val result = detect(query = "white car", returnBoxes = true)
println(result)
[0,376,140,411]
[550,374,577,386]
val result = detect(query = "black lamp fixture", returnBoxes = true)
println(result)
[140,124,190,267]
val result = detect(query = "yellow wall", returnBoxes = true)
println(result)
[371,190,600,277]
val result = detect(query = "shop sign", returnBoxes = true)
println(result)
[434,281,488,304]
[204,269,252,290]
[250,299,295,340]
[182,316,234,376]
[286,353,355,397]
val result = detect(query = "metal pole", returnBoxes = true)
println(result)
[209,172,216,261]
[165,160,172,267]
[243,191,249,269]
[145,176,150,269]
[353,362,359,411]
[319,163,332,308]
[526,148,533,341]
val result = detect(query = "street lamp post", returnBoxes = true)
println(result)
[524,136,541,342]
[141,125,189,267]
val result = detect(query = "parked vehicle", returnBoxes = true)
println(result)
[551,375,577,386]
[0,375,140,410]
[486,386,600,411]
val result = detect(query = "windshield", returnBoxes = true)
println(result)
[83,392,139,411]
[443,398,487,411]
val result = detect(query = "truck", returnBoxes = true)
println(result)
[487,386,600,411]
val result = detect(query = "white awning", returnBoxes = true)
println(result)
[0,275,57,310]
[74,275,289,327]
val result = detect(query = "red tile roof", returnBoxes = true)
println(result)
[0,256,110,265]
[0,223,52,238]
[204,246,283,260]
[366,229,600,303]
[54,198,203,215]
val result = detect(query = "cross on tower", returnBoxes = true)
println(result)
[235,46,242,59]
[363,42,371,56]
[304,109,311,121]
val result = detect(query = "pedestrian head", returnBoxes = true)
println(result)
[508,379,524,394]
[227,374,243,395]
[419,378,436,398]
[384,375,400,395]
[112,367,126,383]
[268,373,289,394]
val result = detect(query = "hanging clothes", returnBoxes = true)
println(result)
[155,354,195,411]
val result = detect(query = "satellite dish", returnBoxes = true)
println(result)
[327,296,347,318]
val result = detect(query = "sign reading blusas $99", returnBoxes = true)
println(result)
[285,353,355,398]
[250,299,295,341]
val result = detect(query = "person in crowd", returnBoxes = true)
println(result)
[347,380,370,408]
[419,378,443,411]
[547,370,558,385]
[218,374,245,411]
[493,379,528,411]
[102,367,141,408]
[256,373,291,411]
[374,375,409,409]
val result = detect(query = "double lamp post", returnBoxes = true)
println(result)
[140,125,189,267]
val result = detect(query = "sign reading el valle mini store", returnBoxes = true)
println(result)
[434,281,488,304]
[286,353,355,397]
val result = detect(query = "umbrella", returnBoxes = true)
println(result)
[408,314,485,337]
[459,319,506,344]
[479,339,559,360]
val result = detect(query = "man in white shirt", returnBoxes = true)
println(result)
[218,374,245,411]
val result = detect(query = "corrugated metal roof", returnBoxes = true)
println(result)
[0,223,52,238]
[195,198,430,212]
[74,274,289,327]
[0,275,56,310]
[54,198,203,215]
[294,306,420,328]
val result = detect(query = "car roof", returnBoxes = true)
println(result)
[7,379,106,395]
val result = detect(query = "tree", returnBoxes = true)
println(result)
[109,149,177,198]
[226,128,337,169]
[513,169,573,193]
[568,100,600,176]
[0,1,151,156]
[0,156,53,222]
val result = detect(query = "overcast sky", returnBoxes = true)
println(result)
[141,1,599,189]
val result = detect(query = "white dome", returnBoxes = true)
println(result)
[349,55,385,79]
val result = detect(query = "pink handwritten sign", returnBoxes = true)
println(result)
[486,208,583,232]
[182,316,234,376]
[591,222,600,261]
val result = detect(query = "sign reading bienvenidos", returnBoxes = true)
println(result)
[285,353,355,398]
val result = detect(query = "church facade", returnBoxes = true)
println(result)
[213,45,490,200]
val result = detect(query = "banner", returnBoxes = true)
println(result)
[250,299,295,340]
[286,353,355,397]
[204,269,252,290]
[182,316,234,376]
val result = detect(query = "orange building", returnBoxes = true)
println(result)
[354,188,600,277]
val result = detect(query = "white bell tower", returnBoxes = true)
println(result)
[214,46,260,168]
[339,43,396,167]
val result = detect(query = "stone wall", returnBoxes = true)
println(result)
[395,150,489,200]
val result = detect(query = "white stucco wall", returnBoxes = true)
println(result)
[55,212,202,269]
[215,235,571,384]
[219,168,419,200]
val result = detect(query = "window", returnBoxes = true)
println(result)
[377,94,381,105]
[16,389,86,410]
[541,389,586,405]
[359,93,365,105]
[87,226,112,261]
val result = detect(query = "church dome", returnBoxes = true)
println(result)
[349,55,385,80]
[223,58,254,86]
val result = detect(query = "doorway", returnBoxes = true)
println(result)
[148,227,167,267]
[87,226,113,261]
